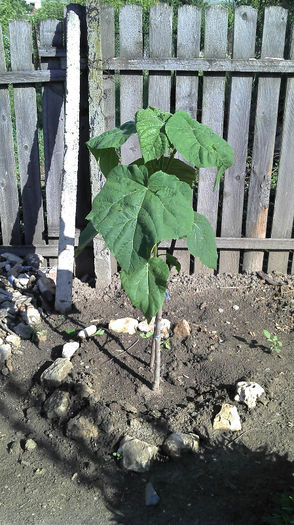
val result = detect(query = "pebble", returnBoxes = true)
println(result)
[173,319,191,339]
[13,323,34,340]
[5,334,21,348]
[213,403,242,432]
[24,438,37,451]
[0,344,12,364]
[118,436,158,472]
[235,381,265,409]
[43,390,71,419]
[109,318,138,335]
[40,358,73,389]
[77,325,97,339]
[232,305,239,311]
[163,432,200,457]
[67,415,98,441]
[62,341,80,359]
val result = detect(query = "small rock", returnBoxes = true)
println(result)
[24,253,45,268]
[40,358,73,389]
[163,432,200,458]
[160,319,171,339]
[24,438,37,451]
[5,334,21,348]
[138,318,155,333]
[13,322,34,340]
[173,319,191,339]
[1,367,9,376]
[218,308,224,313]
[37,277,56,303]
[109,318,138,335]
[0,344,12,365]
[118,435,158,472]
[145,482,160,506]
[43,390,70,419]
[21,306,41,326]
[235,381,265,409]
[6,358,13,372]
[17,274,30,288]
[232,305,239,311]
[77,325,97,339]
[213,403,242,432]
[62,341,80,359]
[67,415,98,442]
[7,440,22,455]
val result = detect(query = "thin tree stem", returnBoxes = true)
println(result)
[152,306,162,391]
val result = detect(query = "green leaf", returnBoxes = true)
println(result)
[135,106,171,162]
[94,329,105,336]
[263,329,271,340]
[120,257,170,323]
[139,331,153,339]
[132,157,197,186]
[87,120,136,150]
[65,328,76,335]
[165,111,234,186]
[186,212,217,270]
[76,221,98,257]
[166,253,181,273]
[87,164,193,273]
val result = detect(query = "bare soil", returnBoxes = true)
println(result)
[0,271,293,525]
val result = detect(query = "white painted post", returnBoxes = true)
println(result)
[55,7,80,313]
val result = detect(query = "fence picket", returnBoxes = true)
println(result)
[101,5,115,132]
[195,5,228,273]
[268,26,294,274]
[9,20,44,245]
[120,5,143,164]
[243,6,287,272]
[40,18,64,262]
[148,4,173,112]
[0,27,21,245]
[219,6,257,273]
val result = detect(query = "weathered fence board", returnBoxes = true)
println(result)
[268,25,294,274]
[195,5,228,273]
[243,6,288,272]
[9,20,45,245]
[100,5,115,133]
[120,5,143,164]
[219,6,257,273]
[0,27,21,245]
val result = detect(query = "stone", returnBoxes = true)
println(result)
[13,323,34,340]
[24,253,45,268]
[138,318,155,333]
[17,274,30,288]
[235,381,265,409]
[163,432,200,458]
[37,277,56,303]
[77,325,97,339]
[145,482,160,506]
[43,390,70,419]
[232,305,239,311]
[67,415,98,441]
[62,341,80,359]
[24,438,37,451]
[213,403,242,432]
[161,319,171,339]
[21,306,41,326]
[0,344,12,365]
[109,318,138,335]
[5,334,21,348]
[40,358,73,389]
[173,319,191,339]
[118,436,158,472]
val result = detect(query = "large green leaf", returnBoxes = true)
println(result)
[186,212,218,270]
[120,257,169,322]
[135,106,171,163]
[165,111,234,186]
[132,157,197,186]
[87,164,193,273]
[76,221,98,257]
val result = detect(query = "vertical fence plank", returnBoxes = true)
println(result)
[120,5,143,164]
[0,27,21,245]
[268,26,294,274]
[87,0,112,287]
[195,5,228,273]
[40,18,64,263]
[174,5,201,274]
[9,20,45,245]
[243,7,287,272]
[101,5,115,132]
[176,5,201,118]
[55,7,80,313]
[148,4,173,112]
[219,6,257,273]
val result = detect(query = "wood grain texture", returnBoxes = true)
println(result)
[268,25,294,273]
[243,7,287,272]
[219,6,257,273]
[9,20,44,245]
[119,4,143,164]
[148,4,173,112]
[55,8,80,313]
[87,0,112,288]
[0,70,65,83]
[195,5,228,273]
[0,27,21,245]
[101,5,115,132]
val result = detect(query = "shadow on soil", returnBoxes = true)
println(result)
[1,371,293,525]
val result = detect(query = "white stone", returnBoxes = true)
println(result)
[109,318,138,335]
[62,341,80,359]
[163,432,200,457]
[77,325,97,339]
[213,403,242,432]
[138,318,155,333]
[235,381,265,409]
[5,334,21,348]
[24,438,37,451]
[118,436,158,472]
[21,306,41,326]
[232,305,239,311]
[0,344,12,365]
[17,274,31,287]
[161,319,171,339]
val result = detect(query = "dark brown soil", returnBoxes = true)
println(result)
[0,271,293,525]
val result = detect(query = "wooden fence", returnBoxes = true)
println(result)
[0,3,294,288]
